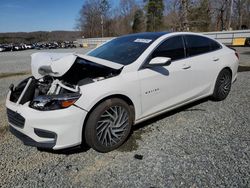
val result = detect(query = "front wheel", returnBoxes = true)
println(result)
[84,98,133,153]
[211,69,232,101]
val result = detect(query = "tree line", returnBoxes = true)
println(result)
[76,0,250,38]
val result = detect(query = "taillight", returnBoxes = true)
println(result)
[235,52,239,59]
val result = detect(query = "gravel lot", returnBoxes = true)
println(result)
[0,48,249,187]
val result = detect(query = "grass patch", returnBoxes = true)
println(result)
[0,71,30,79]
[0,126,8,138]
[0,126,8,134]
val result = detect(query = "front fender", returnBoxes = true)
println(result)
[75,74,142,120]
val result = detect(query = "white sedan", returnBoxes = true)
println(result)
[6,32,239,152]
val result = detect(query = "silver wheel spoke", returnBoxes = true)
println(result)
[97,124,108,142]
[97,120,109,130]
[218,72,231,97]
[96,105,129,147]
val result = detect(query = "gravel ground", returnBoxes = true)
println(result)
[0,48,249,187]
[0,72,249,187]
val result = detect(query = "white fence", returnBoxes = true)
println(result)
[77,29,250,47]
[77,37,114,47]
[202,30,250,44]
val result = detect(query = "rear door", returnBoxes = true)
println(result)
[183,35,222,96]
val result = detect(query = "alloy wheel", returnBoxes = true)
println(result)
[96,106,129,147]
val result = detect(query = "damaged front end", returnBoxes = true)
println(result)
[9,73,82,111]
[9,52,123,111]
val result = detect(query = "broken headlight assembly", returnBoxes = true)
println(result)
[29,93,81,111]
[29,78,81,111]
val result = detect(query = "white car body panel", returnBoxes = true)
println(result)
[6,92,87,149]
[31,52,76,79]
[6,32,239,150]
[138,58,195,118]
[76,71,142,119]
[31,52,123,79]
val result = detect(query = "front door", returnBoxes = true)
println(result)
[138,35,194,118]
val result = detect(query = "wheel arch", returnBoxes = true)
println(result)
[222,66,232,76]
[210,66,233,101]
[81,94,136,145]
[213,66,232,86]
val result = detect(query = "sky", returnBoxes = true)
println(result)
[0,0,86,32]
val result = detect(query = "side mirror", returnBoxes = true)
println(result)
[147,57,171,67]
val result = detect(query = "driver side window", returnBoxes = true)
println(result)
[151,36,185,61]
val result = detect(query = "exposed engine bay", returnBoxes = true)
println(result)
[9,56,122,110]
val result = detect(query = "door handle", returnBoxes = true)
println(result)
[182,65,191,69]
[213,57,219,61]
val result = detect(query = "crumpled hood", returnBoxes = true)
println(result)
[31,52,123,79]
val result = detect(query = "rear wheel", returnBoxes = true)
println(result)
[211,69,232,101]
[84,98,133,152]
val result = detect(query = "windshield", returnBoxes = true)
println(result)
[88,32,167,65]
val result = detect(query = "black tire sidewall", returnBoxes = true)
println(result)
[84,98,133,153]
[212,69,232,101]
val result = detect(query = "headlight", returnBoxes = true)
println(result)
[30,93,81,111]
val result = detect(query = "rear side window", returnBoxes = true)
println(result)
[210,39,221,51]
[185,35,221,56]
[151,36,185,61]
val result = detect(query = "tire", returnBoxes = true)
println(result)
[211,68,232,101]
[84,98,133,153]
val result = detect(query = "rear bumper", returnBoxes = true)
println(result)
[6,91,88,150]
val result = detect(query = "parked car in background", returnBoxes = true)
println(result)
[13,45,21,51]
[0,45,5,52]
[1,41,77,52]
[24,44,34,49]
[6,32,239,153]
[0,45,13,52]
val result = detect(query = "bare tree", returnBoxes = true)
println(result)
[76,0,110,38]
[233,0,249,29]
[227,0,234,30]
[185,0,210,31]
[164,0,181,31]
[119,0,138,34]
[179,0,189,31]
[75,0,250,38]
[132,9,145,33]
[209,0,231,31]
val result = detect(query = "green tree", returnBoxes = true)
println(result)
[132,9,144,33]
[145,0,164,32]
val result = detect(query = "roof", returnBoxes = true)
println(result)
[120,32,169,40]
